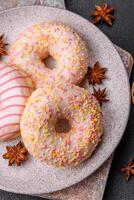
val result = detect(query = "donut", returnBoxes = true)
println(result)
[0,62,34,141]
[21,84,103,167]
[9,22,89,86]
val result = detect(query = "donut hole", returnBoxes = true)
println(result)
[42,55,56,70]
[55,118,71,133]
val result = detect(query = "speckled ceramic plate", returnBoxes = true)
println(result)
[0,6,130,195]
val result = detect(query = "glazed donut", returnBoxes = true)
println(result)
[21,84,103,167]
[0,62,34,141]
[9,22,89,86]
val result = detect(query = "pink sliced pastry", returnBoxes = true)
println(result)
[0,62,34,141]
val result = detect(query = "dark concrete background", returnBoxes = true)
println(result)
[0,0,134,199]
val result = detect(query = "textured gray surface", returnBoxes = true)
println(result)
[0,0,65,10]
[0,5,130,195]
[0,1,133,200]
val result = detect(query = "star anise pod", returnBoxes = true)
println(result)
[91,3,115,26]
[92,87,109,106]
[120,158,134,181]
[131,82,134,104]
[3,141,28,166]
[86,62,107,85]
[0,34,8,57]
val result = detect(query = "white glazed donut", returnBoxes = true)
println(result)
[21,84,103,167]
[0,62,34,141]
[9,22,89,87]
[9,22,103,167]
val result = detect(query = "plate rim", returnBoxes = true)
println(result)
[0,5,131,195]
